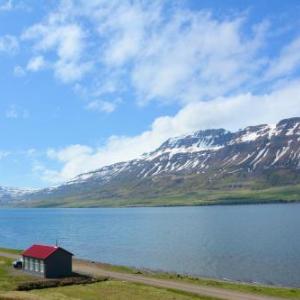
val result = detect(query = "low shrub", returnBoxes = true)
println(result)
[16,275,108,291]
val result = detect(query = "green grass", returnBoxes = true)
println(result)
[154,273,300,299]
[0,248,22,255]
[28,281,218,300]
[0,257,37,292]
[24,184,300,208]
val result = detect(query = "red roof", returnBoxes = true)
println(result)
[22,244,73,260]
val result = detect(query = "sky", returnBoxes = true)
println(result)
[1,0,300,188]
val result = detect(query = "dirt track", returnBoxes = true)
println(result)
[0,251,285,300]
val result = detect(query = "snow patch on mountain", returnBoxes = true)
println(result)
[1,117,300,204]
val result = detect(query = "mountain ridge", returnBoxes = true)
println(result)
[1,117,300,207]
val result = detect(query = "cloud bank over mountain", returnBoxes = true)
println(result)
[1,0,300,186]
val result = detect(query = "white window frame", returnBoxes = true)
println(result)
[34,259,39,272]
[24,257,28,270]
[40,261,44,273]
[29,258,33,271]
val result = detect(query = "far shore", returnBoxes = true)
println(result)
[1,197,300,209]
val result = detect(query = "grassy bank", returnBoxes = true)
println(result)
[0,248,22,255]
[22,184,300,208]
[78,260,300,300]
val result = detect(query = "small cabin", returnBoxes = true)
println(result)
[22,244,73,278]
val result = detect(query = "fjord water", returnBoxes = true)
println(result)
[0,204,299,287]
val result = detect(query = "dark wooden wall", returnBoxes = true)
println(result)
[44,249,72,278]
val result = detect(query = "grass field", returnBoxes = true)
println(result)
[0,248,22,255]
[2,281,218,300]
[0,256,37,292]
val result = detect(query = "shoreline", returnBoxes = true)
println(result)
[1,248,299,299]
[2,198,300,209]
[74,257,299,289]
[4,182,300,208]
[1,247,298,289]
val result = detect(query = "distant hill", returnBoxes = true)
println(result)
[2,117,300,207]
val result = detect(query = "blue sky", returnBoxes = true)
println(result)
[1,0,300,188]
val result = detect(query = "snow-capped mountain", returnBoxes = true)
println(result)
[64,117,300,183]
[1,117,300,206]
[0,186,35,205]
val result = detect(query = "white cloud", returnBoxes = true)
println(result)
[26,148,36,157]
[27,55,46,71]
[0,0,30,12]
[80,2,268,105]
[0,0,12,11]
[20,1,270,105]
[0,34,19,54]
[149,80,300,133]
[97,1,161,66]
[39,79,300,183]
[32,161,60,184]
[47,145,93,161]
[86,99,120,113]
[42,145,94,183]
[13,65,26,77]
[0,151,10,160]
[265,35,300,80]
[5,106,18,119]
[131,15,260,104]
[54,60,91,83]
[20,1,299,108]
[22,13,91,82]
[5,105,29,119]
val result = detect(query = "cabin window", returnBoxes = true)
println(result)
[34,259,39,272]
[29,258,33,271]
[24,257,28,270]
[40,261,44,273]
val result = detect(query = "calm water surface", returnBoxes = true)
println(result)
[0,204,299,287]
